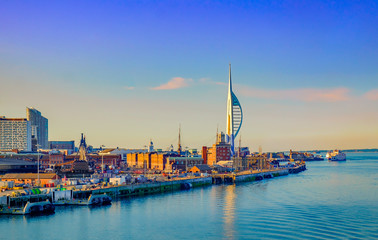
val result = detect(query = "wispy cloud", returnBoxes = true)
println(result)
[364,89,378,100]
[199,78,226,86]
[124,86,135,90]
[237,86,351,102]
[151,77,193,90]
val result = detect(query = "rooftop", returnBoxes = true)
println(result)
[1,173,57,179]
[0,158,36,166]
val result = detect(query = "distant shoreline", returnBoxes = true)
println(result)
[304,149,378,153]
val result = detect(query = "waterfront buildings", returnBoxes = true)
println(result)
[165,156,204,172]
[1,173,58,186]
[0,117,31,151]
[26,107,48,150]
[205,132,232,165]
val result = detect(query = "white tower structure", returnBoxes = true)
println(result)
[226,64,243,156]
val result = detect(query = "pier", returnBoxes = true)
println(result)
[212,163,306,184]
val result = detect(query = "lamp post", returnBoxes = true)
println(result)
[185,147,188,173]
[101,145,105,175]
[36,144,41,187]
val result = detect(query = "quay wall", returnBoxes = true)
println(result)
[83,177,212,198]
[212,163,306,184]
[4,177,213,207]
[234,169,289,183]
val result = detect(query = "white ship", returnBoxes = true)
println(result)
[326,150,346,161]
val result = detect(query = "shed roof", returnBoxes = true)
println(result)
[1,173,57,179]
[0,158,36,166]
[193,164,212,171]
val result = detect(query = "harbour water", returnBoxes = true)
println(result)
[1,152,377,239]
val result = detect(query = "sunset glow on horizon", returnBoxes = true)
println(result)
[1,1,377,152]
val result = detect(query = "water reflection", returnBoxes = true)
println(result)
[223,185,236,239]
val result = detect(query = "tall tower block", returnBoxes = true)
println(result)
[226,64,243,156]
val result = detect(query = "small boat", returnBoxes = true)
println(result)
[326,150,346,161]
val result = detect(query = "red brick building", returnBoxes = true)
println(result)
[204,132,231,166]
[49,153,64,165]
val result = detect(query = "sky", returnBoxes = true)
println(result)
[1,0,377,152]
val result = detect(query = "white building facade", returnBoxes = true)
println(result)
[0,117,31,151]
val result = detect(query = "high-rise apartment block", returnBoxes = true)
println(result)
[0,117,31,151]
[26,107,48,149]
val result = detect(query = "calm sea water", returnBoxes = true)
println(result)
[1,152,377,240]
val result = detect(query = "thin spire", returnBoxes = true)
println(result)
[228,63,232,92]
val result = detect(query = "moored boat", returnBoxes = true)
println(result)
[326,150,346,161]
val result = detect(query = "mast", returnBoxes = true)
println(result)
[178,124,182,155]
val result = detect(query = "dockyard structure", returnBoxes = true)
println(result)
[0,117,31,151]
[165,156,204,172]
[189,164,212,174]
[88,154,121,169]
[246,154,268,170]
[0,158,37,174]
[150,152,170,171]
[39,151,65,170]
[55,160,92,177]
[127,152,182,171]
[127,153,139,168]
[137,152,151,169]
[0,173,58,186]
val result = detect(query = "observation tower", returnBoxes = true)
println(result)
[226,64,243,156]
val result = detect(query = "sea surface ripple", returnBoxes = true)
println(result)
[0,152,377,240]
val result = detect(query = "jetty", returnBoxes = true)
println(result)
[212,163,306,184]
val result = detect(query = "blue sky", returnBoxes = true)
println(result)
[1,1,377,151]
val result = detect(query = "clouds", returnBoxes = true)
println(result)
[364,89,378,100]
[238,86,351,102]
[151,77,193,90]
[135,76,378,104]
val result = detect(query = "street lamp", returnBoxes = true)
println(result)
[36,144,41,187]
[185,147,189,173]
[101,145,105,175]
